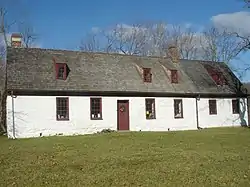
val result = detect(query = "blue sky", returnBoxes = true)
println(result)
[3,0,250,81]
[11,0,246,49]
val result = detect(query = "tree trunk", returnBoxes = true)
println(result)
[0,92,7,133]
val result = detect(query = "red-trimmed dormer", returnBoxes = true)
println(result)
[204,64,227,86]
[56,63,67,80]
[170,69,178,84]
[143,68,152,83]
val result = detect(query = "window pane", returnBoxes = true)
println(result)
[174,99,183,118]
[145,99,155,119]
[209,100,217,115]
[58,67,64,78]
[143,68,152,82]
[91,98,102,119]
[232,99,240,114]
[171,70,178,83]
[56,98,69,120]
[56,63,67,80]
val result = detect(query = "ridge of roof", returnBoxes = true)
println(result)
[6,47,226,64]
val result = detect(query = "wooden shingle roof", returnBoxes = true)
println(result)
[6,47,246,96]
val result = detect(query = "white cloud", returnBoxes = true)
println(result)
[91,27,100,33]
[113,23,148,38]
[211,11,250,35]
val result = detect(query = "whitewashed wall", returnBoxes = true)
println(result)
[198,98,248,128]
[6,96,248,139]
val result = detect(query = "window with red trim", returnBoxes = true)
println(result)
[56,97,69,120]
[145,98,156,119]
[174,99,183,118]
[171,70,178,83]
[56,63,67,80]
[210,71,226,85]
[90,98,102,120]
[232,99,240,114]
[209,99,217,115]
[204,65,227,85]
[143,68,152,83]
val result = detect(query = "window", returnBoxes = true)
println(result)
[211,72,227,85]
[174,99,183,118]
[143,68,152,83]
[56,63,67,80]
[232,99,240,114]
[209,100,217,115]
[56,97,69,120]
[145,99,156,119]
[171,70,178,83]
[204,64,227,85]
[90,98,102,120]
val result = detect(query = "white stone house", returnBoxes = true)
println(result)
[4,35,249,139]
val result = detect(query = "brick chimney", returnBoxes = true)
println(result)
[166,45,179,63]
[11,33,22,48]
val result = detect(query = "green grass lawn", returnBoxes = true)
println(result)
[1,127,250,187]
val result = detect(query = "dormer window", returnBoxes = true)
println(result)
[211,72,227,85]
[204,64,227,86]
[56,63,67,80]
[143,68,152,83]
[171,70,178,83]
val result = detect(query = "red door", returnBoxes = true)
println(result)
[117,100,130,130]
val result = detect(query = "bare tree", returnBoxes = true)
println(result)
[80,22,206,61]
[0,7,9,133]
[105,23,149,55]
[231,32,250,56]
[199,26,242,63]
[18,22,38,48]
[146,23,165,55]
[80,32,101,52]
[0,3,37,133]
[108,22,168,56]
[243,0,250,8]
[80,22,249,65]
[80,23,148,55]
[231,0,250,55]
[165,25,201,60]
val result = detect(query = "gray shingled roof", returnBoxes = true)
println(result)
[6,47,245,95]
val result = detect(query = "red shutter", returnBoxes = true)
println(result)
[55,63,59,79]
[63,64,67,80]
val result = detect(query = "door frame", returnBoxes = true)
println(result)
[117,100,130,131]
